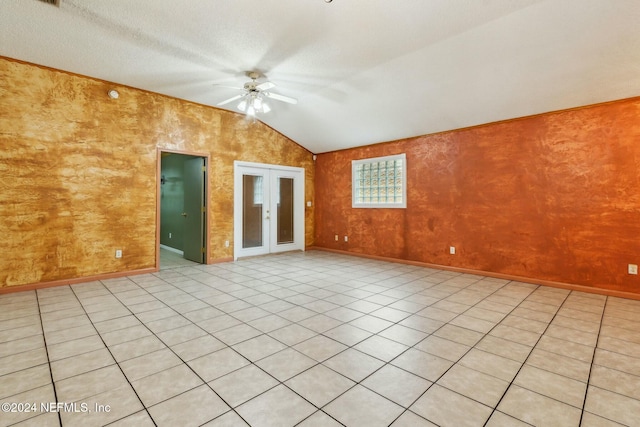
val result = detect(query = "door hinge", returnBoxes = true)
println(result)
[201,247,206,253]
[201,206,206,213]
[202,166,206,172]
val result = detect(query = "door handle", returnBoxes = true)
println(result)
[181,212,187,217]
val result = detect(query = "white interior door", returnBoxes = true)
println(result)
[234,162,305,260]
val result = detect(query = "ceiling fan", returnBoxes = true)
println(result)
[217,71,297,116]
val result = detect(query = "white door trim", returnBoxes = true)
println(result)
[233,161,305,260]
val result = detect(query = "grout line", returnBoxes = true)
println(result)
[35,288,63,427]
[67,285,158,427]
[578,294,607,426]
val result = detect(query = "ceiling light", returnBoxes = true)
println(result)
[237,93,272,116]
[107,89,119,99]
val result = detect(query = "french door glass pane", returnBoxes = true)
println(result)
[277,177,294,244]
[242,174,263,248]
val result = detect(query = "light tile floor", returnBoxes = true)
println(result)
[1,251,640,426]
[159,248,200,270]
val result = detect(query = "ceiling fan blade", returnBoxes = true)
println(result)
[212,84,243,90]
[217,94,244,106]
[264,92,298,104]
[256,81,276,91]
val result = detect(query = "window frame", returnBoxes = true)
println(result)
[352,153,407,209]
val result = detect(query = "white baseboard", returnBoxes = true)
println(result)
[160,244,184,255]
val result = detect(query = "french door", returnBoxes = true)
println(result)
[233,162,305,259]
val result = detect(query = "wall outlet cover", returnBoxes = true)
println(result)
[629,264,638,275]
[449,246,456,255]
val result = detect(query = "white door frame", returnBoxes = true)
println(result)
[233,161,305,260]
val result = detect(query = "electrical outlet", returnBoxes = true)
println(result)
[306,201,312,207]
[225,240,230,248]
[629,264,638,275]
[169,232,172,239]
[449,246,456,255]
[344,236,348,242]
[115,249,122,259]
[334,234,338,241]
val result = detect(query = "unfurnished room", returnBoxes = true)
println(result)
[1,0,640,426]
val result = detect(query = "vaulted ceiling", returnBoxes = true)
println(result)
[2,0,640,153]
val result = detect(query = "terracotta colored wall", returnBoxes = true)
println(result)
[0,58,314,289]
[315,98,640,293]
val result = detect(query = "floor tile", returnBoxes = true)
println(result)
[498,385,582,426]
[108,410,156,427]
[415,335,470,362]
[409,384,492,427]
[286,364,355,407]
[236,384,316,427]
[293,334,347,362]
[268,324,317,346]
[297,314,342,333]
[485,410,533,426]
[131,364,203,406]
[474,334,532,363]
[297,411,343,427]
[525,347,591,382]
[323,324,372,346]
[434,324,483,347]
[256,348,317,381]
[580,412,626,426]
[458,349,522,382]
[171,335,227,361]
[589,364,640,400]
[156,324,208,346]
[378,324,428,346]
[188,347,250,382]
[248,314,292,333]
[513,365,586,408]
[55,364,128,402]
[108,335,166,362]
[323,348,385,382]
[232,334,287,362]
[209,364,278,407]
[148,384,230,426]
[10,252,640,426]
[119,348,183,381]
[362,364,431,407]
[398,315,444,334]
[214,323,263,346]
[0,364,51,400]
[59,384,143,427]
[47,335,105,361]
[390,348,453,381]
[202,410,250,426]
[390,410,438,426]
[354,335,408,362]
[437,363,509,407]
[49,347,115,381]
[0,347,48,376]
[324,384,404,427]
[594,348,640,377]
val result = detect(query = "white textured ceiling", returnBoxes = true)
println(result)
[2,0,640,153]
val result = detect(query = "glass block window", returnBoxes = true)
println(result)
[352,153,406,208]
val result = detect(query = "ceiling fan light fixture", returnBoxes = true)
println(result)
[262,102,271,113]
[237,99,247,112]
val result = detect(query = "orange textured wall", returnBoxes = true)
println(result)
[315,98,640,293]
[0,57,314,289]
